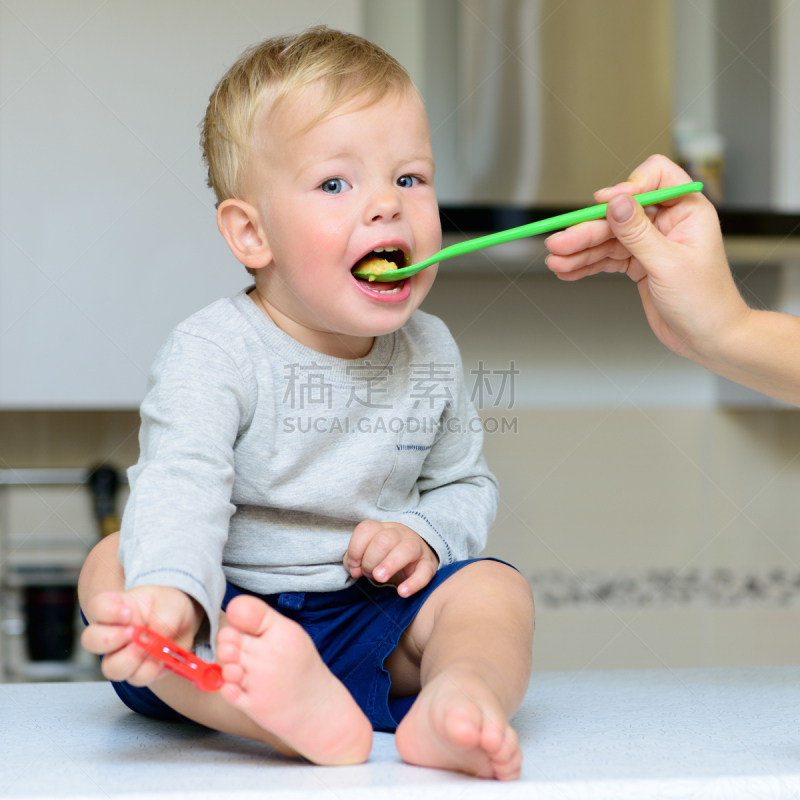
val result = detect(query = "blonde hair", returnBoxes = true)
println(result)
[200,26,416,206]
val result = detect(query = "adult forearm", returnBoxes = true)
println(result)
[692,308,800,406]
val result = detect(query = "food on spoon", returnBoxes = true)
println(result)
[352,255,399,282]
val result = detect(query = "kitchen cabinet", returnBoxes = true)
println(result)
[0,468,120,682]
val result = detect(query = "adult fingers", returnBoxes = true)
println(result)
[603,194,676,276]
[546,238,631,276]
[545,218,615,257]
[594,155,694,203]
[551,255,642,283]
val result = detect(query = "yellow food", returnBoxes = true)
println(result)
[353,256,398,282]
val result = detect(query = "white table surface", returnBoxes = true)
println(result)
[2,666,800,800]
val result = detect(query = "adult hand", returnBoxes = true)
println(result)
[544,154,748,363]
[544,154,800,406]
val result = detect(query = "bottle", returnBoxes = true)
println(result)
[87,465,120,538]
[674,122,725,206]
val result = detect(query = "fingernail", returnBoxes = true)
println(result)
[375,568,386,579]
[121,607,131,622]
[595,186,611,194]
[609,194,634,223]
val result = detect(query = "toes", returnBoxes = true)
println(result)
[493,744,522,781]
[498,726,519,761]
[219,656,248,710]
[489,727,522,781]
[473,759,497,780]
[397,689,524,781]
[470,719,514,780]
[444,704,522,781]
[220,679,246,708]
[221,661,245,685]
[478,717,505,755]
[225,595,275,637]
[484,723,517,762]
[217,628,247,692]
[216,628,243,665]
[442,705,482,749]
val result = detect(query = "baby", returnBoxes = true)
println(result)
[79,27,534,781]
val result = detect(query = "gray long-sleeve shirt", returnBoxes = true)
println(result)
[118,288,499,653]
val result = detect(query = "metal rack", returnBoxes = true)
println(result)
[0,469,104,682]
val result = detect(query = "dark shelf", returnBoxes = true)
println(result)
[439,206,800,238]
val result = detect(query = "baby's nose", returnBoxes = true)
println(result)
[367,186,402,222]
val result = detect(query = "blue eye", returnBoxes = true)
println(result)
[397,175,419,188]
[320,178,351,194]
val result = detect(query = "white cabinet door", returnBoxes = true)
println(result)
[0,1,362,408]
[773,0,800,212]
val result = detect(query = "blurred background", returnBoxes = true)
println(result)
[1,0,799,682]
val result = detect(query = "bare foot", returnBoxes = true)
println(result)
[217,594,372,765]
[394,663,522,780]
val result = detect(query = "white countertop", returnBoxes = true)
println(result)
[2,666,800,800]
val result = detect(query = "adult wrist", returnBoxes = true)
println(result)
[696,302,754,374]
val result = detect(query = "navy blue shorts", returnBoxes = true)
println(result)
[84,557,513,732]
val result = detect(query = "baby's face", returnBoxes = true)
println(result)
[245,86,441,356]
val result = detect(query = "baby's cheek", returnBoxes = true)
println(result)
[412,195,442,250]
[304,227,347,268]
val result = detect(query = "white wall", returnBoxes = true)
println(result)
[0,1,363,408]
[423,272,718,408]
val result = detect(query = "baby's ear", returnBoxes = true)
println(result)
[216,199,272,270]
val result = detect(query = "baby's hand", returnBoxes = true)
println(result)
[81,585,203,687]
[345,520,439,597]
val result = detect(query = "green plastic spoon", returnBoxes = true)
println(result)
[353,181,704,281]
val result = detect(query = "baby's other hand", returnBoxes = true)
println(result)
[345,520,439,597]
[81,585,202,687]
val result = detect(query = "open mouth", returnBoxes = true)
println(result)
[351,246,408,293]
